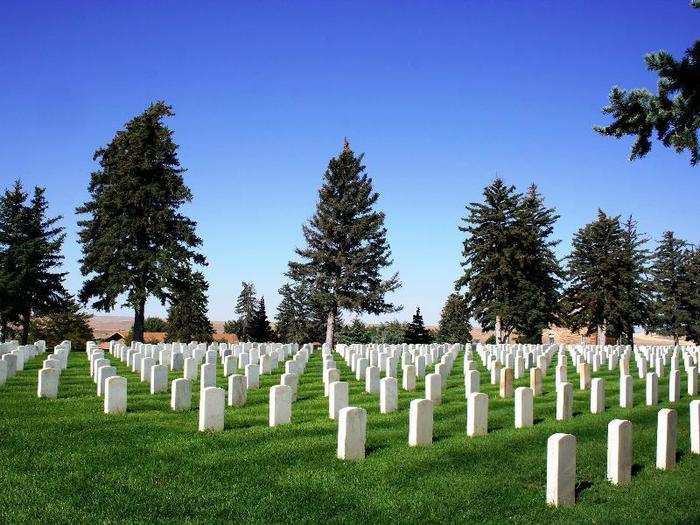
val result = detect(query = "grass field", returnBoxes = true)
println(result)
[0,347,698,524]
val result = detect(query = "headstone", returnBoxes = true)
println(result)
[245,364,260,389]
[426,373,441,405]
[380,377,398,413]
[607,419,632,485]
[200,363,216,391]
[223,355,236,377]
[620,375,633,408]
[198,386,225,432]
[0,360,7,386]
[324,368,340,397]
[546,433,576,507]
[556,382,573,421]
[184,357,197,381]
[467,392,488,437]
[656,408,677,470]
[464,370,480,398]
[402,365,416,391]
[365,366,380,394]
[590,378,605,414]
[228,374,247,407]
[3,353,18,379]
[499,367,513,398]
[669,370,680,402]
[150,364,168,394]
[97,365,117,397]
[329,381,349,420]
[104,376,127,414]
[646,372,658,405]
[408,398,433,446]
[171,378,192,411]
[337,406,366,460]
[281,372,298,402]
[688,366,698,396]
[690,400,700,455]
[530,367,543,396]
[269,385,292,426]
[37,367,59,399]
[579,363,591,390]
[141,357,155,382]
[515,386,534,428]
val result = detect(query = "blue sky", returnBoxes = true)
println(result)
[1,1,698,325]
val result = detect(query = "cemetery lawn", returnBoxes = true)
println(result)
[0,351,698,524]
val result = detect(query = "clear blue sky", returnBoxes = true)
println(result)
[1,1,698,325]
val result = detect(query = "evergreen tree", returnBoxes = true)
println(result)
[76,102,205,343]
[166,266,214,342]
[562,210,628,344]
[234,281,258,341]
[288,140,400,345]
[456,178,522,343]
[275,282,310,343]
[650,231,692,344]
[337,319,371,344]
[437,293,473,343]
[512,184,564,342]
[143,317,168,332]
[405,307,431,344]
[369,320,406,344]
[0,182,68,343]
[595,3,700,165]
[250,296,274,342]
[30,296,94,350]
[223,319,242,335]
[617,217,652,346]
[682,247,700,343]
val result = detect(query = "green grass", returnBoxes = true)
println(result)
[0,348,698,524]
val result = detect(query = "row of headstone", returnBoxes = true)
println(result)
[36,342,69,399]
[547,402,700,507]
[1,340,47,388]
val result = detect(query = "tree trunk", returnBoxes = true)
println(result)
[495,315,502,344]
[20,309,30,345]
[325,305,336,347]
[673,334,679,346]
[133,299,146,343]
[627,326,635,351]
[596,322,606,346]
[0,318,6,343]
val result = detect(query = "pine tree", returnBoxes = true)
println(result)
[456,178,522,343]
[288,140,400,345]
[234,282,258,341]
[617,217,652,346]
[30,296,94,350]
[595,3,700,165]
[0,182,68,343]
[650,231,692,344]
[166,266,214,343]
[76,102,205,343]
[437,293,473,343]
[405,307,431,344]
[250,296,274,342]
[337,319,371,344]
[143,317,168,332]
[682,247,700,343]
[275,283,307,343]
[562,210,627,344]
[512,184,564,342]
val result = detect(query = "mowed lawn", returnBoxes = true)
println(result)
[0,347,698,524]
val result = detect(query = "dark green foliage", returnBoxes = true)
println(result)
[250,296,274,342]
[437,293,473,343]
[562,210,650,343]
[595,7,700,166]
[456,179,562,343]
[337,319,372,344]
[76,102,205,343]
[288,141,400,345]
[0,181,68,343]
[404,307,432,344]
[368,320,406,344]
[166,266,214,343]
[683,248,700,343]
[649,231,694,344]
[29,296,93,350]
[223,319,242,335]
[234,282,258,341]
[275,281,330,344]
[143,317,168,332]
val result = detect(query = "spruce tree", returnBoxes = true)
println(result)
[166,266,214,342]
[275,282,308,343]
[617,217,652,346]
[288,140,400,345]
[512,184,564,342]
[456,178,522,343]
[337,319,371,344]
[682,247,700,343]
[0,182,68,343]
[650,231,692,344]
[562,210,627,344]
[405,307,431,344]
[234,281,258,341]
[250,296,274,342]
[437,293,473,343]
[595,3,700,165]
[76,102,204,343]
[30,296,94,350]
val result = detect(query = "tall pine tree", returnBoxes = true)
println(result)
[650,231,692,344]
[682,247,700,344]
[0,181,27,341]
[250,296,274,342]
[617,217,652,346]
[562,210,628,344]
[437,293,473,343]
[288,140,400,345]
[456,178,522,343]
[234,281,258,341]
[166,266,214,343]
[404,307,431,344]
[77,102,205,343]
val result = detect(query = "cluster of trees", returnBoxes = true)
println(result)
[456,179,700,346]
[223,282,273,342]
[0,181,92,344]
